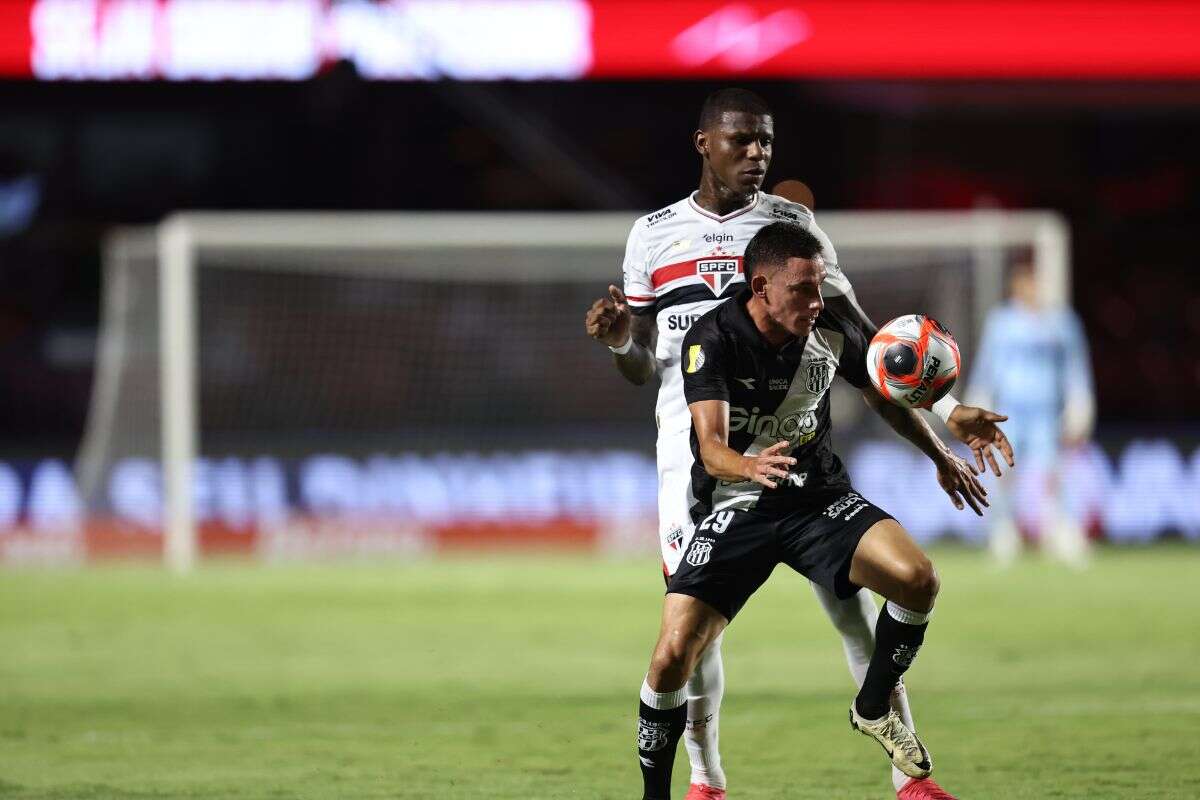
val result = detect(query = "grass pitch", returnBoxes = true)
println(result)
[2,547,1199,799]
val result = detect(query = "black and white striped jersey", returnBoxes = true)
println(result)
[681,287,872,518]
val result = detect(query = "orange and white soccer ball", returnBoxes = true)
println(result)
[866,315,961,409]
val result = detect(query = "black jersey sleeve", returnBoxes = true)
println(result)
[833,310,872,389]
[681,320,730,404]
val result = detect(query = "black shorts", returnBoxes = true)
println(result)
[668,490,893,622]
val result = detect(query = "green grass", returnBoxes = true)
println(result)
[2,547,1199,799]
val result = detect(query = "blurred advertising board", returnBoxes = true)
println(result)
[1,433,1196,565]
[3,1,1200,82]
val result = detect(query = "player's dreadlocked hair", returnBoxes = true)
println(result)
[698,88,772,131]
[743,222,824,281]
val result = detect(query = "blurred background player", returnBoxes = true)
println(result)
[968,258,1096,567]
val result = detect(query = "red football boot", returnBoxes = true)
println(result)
[684,783,727,800]
[897,777,958,799]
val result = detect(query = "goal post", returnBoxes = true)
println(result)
[78,209,1070,572]
[159,217,199,575]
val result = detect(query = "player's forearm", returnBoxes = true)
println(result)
[609,314,657,385]
[611,341,656,385]
[862,390,951,463]
[697,438,753,483]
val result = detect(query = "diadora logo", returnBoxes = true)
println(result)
[729,406,817,440]
[646,207,676,227]
[697,258,739,296]
[703,233,733,245]
[734,377,756,390]
[666,313,702,331]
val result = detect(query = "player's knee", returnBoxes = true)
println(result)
[648,631,705,690]
[896,557,939,610]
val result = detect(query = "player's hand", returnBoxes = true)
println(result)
[585,285,633,348]
[934,448,989,515]
[945,405,1015,477]
[742,440,797,489]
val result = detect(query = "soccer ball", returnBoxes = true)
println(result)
[866,315,961,409]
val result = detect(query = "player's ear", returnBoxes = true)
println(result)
[750,272,768,298]
[693,130,708,158]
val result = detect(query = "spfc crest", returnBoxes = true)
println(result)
[696,258,739,296]
[664,525,684,552]
[805,358,833,394]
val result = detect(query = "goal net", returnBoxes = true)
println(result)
[76,210,1070,570]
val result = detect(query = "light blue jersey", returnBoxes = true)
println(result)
[969,303,1095,467]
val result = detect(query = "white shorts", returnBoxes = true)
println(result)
[657,427,698,576]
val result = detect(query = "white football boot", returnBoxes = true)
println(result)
[849,705,933,779]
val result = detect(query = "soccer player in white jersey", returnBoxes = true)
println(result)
[586,88,1013,800]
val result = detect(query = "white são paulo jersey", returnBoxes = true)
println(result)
[622,191,856,438]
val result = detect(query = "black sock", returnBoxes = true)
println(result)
[855,602,929,720]
[637,700,687,800]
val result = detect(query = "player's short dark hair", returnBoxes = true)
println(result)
[698,88,772,131]
[744,222,825,281]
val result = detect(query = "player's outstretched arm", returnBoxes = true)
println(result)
[584,285,656,385]
[689,399,796,488]
[861,388,990,516]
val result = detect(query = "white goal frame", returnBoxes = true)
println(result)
[88,210,1070,573]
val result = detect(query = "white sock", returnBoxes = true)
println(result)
[810,583,918,792]
[990,516,1022,567]
[1045,492,1090,569]
[684,633,727,790]
[885,600,932,625]
[810,582,876,687]
[989,475,1021,567]
[640,679,688,710]
[890,680,917,791]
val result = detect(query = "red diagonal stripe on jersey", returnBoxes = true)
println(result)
[651,259,698,288]
[651,257,743,289]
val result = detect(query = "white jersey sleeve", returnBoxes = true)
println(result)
[620,222,655,315]
[806,210,852,299]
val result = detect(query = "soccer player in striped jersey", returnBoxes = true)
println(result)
[585,88,1012,800]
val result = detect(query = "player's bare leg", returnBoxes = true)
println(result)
[845,519,941,781]
[638,594,728,800]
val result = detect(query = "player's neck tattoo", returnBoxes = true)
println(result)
[695,173,756,217]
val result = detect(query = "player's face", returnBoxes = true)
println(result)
[701,112,773,195]
[1009,262,1039,309]
[764,256,825,337]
